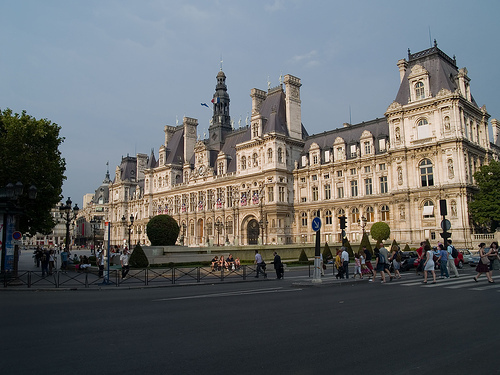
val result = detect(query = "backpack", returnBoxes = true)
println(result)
[379,253,386,264]
[451,246,458,259]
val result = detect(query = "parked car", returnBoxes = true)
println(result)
[401,251,419,271]
[469,250,481,267]
[451,251,465,269]
[458,249,473,264]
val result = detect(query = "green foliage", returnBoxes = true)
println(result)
[370,222,391,244]
[390,239,399,252]
[146,215,180,246]
[359,232,372,254]
[323,242,333,262]
[129,243,149,268]
[298,249,309,262]
[344,238,354,257]
[403,243,411,252]
[470,160,500,231]
[0,109,65,234]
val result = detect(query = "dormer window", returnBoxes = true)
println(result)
[415,81,425,100]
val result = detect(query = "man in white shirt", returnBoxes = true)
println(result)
[120,248,130,279]
[341,247,350,279]
[254,250,267,278]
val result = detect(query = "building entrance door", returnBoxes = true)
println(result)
[247,219,260,245]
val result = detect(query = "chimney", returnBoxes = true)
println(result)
[397,59,408,83]
[250,88,266,115]
[183,117,198,164]
[284,74,302,140]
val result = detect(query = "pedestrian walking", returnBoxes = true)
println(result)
[447,240,459,278]
[390,245,402,279]
[97,249,104,278]
[120,248,130,279]
[488,241,500,272]
[254,250,267,278]
[60,248,68,273]
[423,245,436,284]
[41,248,50,277]
[360,251,370,278]
[474,243,494,283]
[416,241,425,275]
[353,253,362,279]
[363,246,374,278]
[378,243,393,281]
[437,243,449,279]
[373,248,386,283]
[341,246,350,279]
[48,249,56,275]
[272,251,284,279]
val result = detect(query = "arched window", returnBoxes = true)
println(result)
[365,206,374,222]
[241,156,246,170]
[423,200,435,218]
[381,205,390,221]
[278,148,283,163]
[417,118,430,139]
[267,148,273,163]
[338,208,345,216]
[420,159,434,187]
[325,210,332,225]
[415,81,425,100]
[351,207,359,224]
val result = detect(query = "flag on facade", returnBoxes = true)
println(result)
[211,97,220,104]
[198,201,203,211]
[201,103,209,108]
[252,192,259,205]
[216,198,222,209]
[241,193,247,206]
[181,203,186,212]
[157,205,162,214]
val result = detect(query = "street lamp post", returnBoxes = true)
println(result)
[121,214,134,250]
[214,219,223,246]
[59,197,79,253]
[90,218,100,254]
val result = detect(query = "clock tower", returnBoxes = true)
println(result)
[208,69,232,150]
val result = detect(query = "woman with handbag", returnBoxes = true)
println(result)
[474,243,494,283]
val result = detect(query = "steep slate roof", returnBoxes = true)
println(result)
[165,127,184,166]
[220,127,251,173]
[394,44,478,108]
[260,88,289,136]
[303,117,389,158]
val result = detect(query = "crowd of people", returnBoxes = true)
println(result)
[210,254,241,272]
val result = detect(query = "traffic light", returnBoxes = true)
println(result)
[339,215,346,230]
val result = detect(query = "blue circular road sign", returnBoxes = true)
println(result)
[312,217,322,232]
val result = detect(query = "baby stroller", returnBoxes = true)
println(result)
[336,265,345,279]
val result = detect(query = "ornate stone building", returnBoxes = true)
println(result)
[95,43,499,248]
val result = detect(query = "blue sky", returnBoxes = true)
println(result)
[1,0,499,206]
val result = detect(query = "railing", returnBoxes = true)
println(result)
[472,233,497,241]
[1,265,260,289]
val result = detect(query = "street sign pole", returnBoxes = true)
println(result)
[312,217,322,283]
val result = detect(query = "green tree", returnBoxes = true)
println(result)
[403,243,411,252]
[359,232,373,254]
[146,214,179,246]
[0,109,65,234]
[469,160,500,231]
[298,249,309,262]
[129,243,149,268]
[344,238,354,257]
[370,222,391,247]
[323,242,333,262]
[390,239,399,252]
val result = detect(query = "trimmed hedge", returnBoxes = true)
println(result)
[146,214,180,246]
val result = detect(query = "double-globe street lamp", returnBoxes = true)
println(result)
[0,182,37,273]
[121,214,134,250]
[59,197,79,252]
